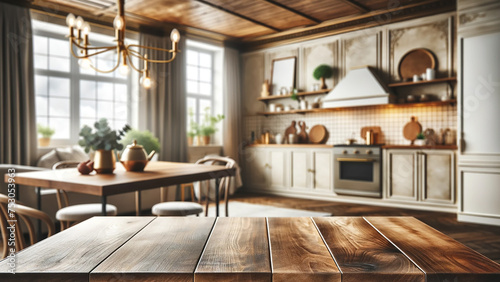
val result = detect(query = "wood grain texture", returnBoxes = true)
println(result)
[365,217,500,282]
[0,217,154,281]
[313,217,424,282]
[91,217,216,282]
[8,161,235,196]
[195,217,271,281]
[267,217,340,282]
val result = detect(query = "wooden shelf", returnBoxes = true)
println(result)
[257,89,331,102]
[388,77,456,87]
[257,100,456,116]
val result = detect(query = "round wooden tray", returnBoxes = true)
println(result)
[309,125,328,144]
[398,48,436,80]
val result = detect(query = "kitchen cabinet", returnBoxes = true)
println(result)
[457,0,500,226]
[290,149,333,192]
[243,146,333,195]
[384,149,455,207]
[243,147,287,191]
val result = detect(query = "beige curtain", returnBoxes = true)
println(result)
[222,47,243,164]
[0,3,37,165]
[138,28,188,162]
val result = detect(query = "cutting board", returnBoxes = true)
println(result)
[403,116,422,144]
[309,125,328,144]
[297,121,308,144]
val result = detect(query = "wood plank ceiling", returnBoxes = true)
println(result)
[29,0,454,46]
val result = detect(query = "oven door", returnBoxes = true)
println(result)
[334,156,381,198]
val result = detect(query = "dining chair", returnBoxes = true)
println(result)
[52,161,118,230]
[151,156,236,217]
[0,193,55,259]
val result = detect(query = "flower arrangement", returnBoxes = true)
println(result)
[79,118,131,153]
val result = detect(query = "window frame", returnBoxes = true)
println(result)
[186,46,215,127]
[32,27,134,146]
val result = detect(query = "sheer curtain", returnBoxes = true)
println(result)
[222,47,243,164]
[138,28,188,163]
[0,3,37,165]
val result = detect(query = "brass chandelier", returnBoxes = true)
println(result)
[66,0,180,89]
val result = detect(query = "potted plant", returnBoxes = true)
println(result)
[120,129,161,157]
[313,64,333,90]
[199,107,224,145]
[79,118,131,174]
[414,132,426,146]
[37,124,55,147]
[187,108,199,146]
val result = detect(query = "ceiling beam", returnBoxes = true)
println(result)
[338,0,371,13]
[194,0,282,32]
[263,0,321,24]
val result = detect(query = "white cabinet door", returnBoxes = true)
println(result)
[269,150,287,189]
[461,31,500,156]
[420,150,455,204]
[386,150,418,201]
[462,168,500,216]
[312,151,332,191]
[291,151,309,190]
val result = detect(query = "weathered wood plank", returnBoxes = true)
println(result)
[91,217,216,282]
[195,217,271,281]
[365,217,500,282]
[268,217,341,282]
[0,216,153,282]
[313,217,424,282]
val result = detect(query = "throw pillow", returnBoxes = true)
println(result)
[36,150,60,168]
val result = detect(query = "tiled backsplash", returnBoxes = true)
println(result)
[244,104,457,145]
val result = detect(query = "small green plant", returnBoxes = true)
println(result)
[37,124,55,138]
[78,118,131,153]
[120,129,160,154]
[313,64,333,80]
[199,107,224,137]
[416,132,425,140]
[187,108,199,138]
[290,88,299,101]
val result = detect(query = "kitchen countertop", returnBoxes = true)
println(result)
[382,144,458,150]
[246,144,457,150]
[247,144,334,148]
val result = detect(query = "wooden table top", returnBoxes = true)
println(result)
[1,216,499,281]
[5,161,235,196]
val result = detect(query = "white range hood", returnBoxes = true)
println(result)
[322,67,395,108]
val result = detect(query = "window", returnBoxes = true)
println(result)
[186,48,214,125]
[32,19,137,144]
[186,40,224,145]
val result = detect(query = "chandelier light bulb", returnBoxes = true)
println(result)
[119,64,130,76]
[141,75,152,89]
[170,28,180,43]
[75,16,84,29]
[81,22,91,35]
[113,15,124,30]
[78,58,92,70]
[66,13,76,27]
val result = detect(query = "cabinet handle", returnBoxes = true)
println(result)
[307,169,315,173]
[265,163,271,168]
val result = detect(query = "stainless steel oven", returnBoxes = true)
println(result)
[334,145,382,198]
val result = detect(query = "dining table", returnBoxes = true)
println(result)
[1,216,499,281]
[5,161,235,217]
